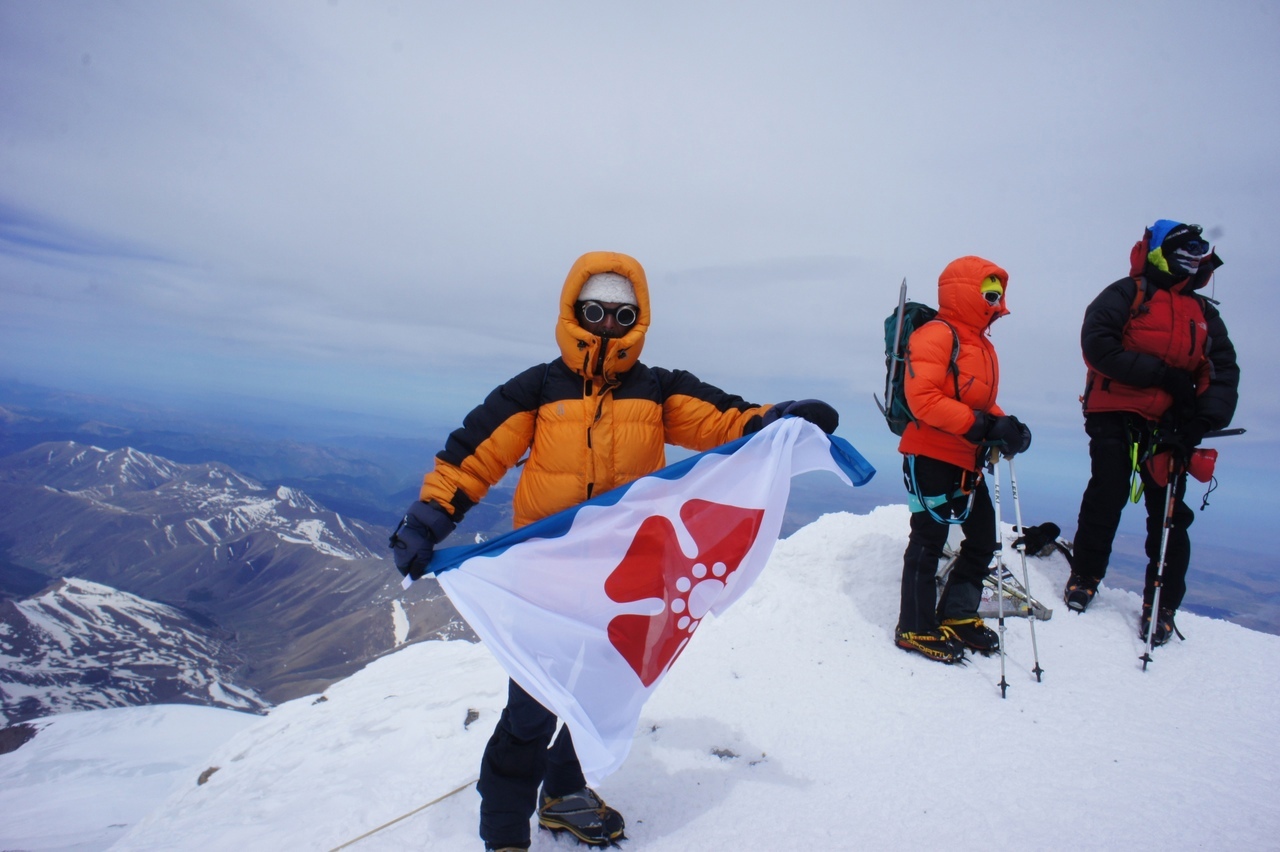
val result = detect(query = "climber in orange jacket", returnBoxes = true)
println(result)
[895,255,1032,664]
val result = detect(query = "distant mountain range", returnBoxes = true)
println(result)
[0,440,472,723]
[0,380,1273,731]
[0,380,514,542]
[1,577,269,723]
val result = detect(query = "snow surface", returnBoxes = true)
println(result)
[4,506,1279,851]
[0,705,257,851]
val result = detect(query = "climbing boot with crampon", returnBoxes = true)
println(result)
[1063,573,1099,613]
[538,787,625,846]
[940,617,1000,655]
[1140,605,1177,647]
[895,627,966,664]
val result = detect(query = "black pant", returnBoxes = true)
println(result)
[898,455,997,633]
[477,679,586,849]
[1071,411,1194,611]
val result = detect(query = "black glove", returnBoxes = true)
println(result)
[985,415,1032,456]
[1011,522,1061,557]
[1158,367,1197,423]
[963,411,990,443]
[1166,417,1210,461]
[389,501,455,581]
[758,399,839,434]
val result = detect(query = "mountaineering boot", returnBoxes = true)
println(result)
[1139,605,1178,647]
[940,616,1000,655]
[538,787,625,846]
[895,627,966,664]
[1063,573,1100,613]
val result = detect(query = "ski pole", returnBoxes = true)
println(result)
[988,448,1009,699]
[1006,457,1044,682]
[1140,454,1180,671]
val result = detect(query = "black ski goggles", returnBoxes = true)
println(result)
[579,300,638,328]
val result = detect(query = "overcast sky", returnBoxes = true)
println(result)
[2,1,1278,538]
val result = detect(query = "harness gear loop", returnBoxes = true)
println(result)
[905,454,981,526]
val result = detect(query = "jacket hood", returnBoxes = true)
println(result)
[936,255,1009,331]
[1128,221,1223,292]
[555,251,650,380]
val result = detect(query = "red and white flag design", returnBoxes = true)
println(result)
[426,417,875,782]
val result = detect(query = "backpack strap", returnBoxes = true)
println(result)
[936,319,961,400]
[906,318,961,402]
[1128,275,1151,318]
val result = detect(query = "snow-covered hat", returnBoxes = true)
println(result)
[578,272,637,305]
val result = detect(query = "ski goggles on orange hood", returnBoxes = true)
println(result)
[980,275,1005,305]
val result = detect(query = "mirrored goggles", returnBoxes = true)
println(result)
[982,290,1003,305]
[1170,240,1211,267]
[579,301,638,327]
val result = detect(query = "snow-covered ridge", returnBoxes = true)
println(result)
[3,441,378,561]
[75,507,1278,851]
[52,443,185,495]
[0,578,269,724]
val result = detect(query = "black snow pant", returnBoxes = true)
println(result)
[897,455,997,634]
[1071,411,1194,611]
[477,678,587,849]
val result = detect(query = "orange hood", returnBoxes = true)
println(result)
[555,251,650,381]
[936,255,1009,332]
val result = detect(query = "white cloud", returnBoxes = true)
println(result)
[0,1,1276,452]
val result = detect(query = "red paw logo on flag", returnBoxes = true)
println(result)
[604,499,765,687]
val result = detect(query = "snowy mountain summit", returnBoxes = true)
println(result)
[0,441,445,711]
[0,577,268,723]
[0,441,381,564]
[5,507,1273,851]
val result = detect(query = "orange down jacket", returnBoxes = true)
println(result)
[419,251,772,528]
[897,255,1009,471]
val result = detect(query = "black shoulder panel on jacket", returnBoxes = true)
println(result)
[437,363,549,467]
[539,358,587,404]
[609,363,661,401]
[646,366,760,412]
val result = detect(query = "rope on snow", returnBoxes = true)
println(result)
[329,777,478,851]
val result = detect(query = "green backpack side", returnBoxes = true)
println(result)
[876,282,959,436]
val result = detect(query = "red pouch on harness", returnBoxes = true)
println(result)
[1145,448,1218,487]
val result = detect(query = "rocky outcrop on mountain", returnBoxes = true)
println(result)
[0,442,472,706]
[0,577,269,724]
[0,443,382,575]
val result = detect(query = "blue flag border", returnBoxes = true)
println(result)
[427,422,875,575]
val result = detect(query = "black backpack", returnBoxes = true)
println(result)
[875,280,959,436]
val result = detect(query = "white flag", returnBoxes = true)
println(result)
[426,417,875,783]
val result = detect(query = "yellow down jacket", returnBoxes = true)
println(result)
[419,251,772,528]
